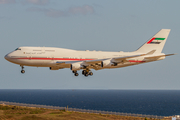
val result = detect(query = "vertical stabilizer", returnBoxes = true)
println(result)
[136,29,171,54]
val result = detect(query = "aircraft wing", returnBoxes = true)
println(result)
[78,54,146,70]
[111,50,155,63]
[55,49,155,66]
[111,54,145,63]
[54,53,175,70]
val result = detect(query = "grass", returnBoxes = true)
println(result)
[0,104,170,120]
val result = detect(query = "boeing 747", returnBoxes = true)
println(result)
[4,29,175,77]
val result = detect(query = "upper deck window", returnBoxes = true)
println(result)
[45,50,55,52]
[15,48,21,51]
[33,50,42,51]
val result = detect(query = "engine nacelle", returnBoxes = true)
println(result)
[101,60,113,68]
[49,67,59,70]
[70,63,81,71]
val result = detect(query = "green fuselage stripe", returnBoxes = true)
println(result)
[155,38,165,40]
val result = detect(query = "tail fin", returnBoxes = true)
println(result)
[136,29,171,54]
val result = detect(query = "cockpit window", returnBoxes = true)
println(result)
[15,48,21,51]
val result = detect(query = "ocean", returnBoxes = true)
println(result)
[0,89,179,116]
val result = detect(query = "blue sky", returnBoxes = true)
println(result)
[0,0,179,89]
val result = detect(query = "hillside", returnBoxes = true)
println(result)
[0,104,168,120]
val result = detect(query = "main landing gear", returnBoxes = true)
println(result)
[72,71,79,76]
[82,69,93,77]
[21,66,25,74]
[72,69,93,77]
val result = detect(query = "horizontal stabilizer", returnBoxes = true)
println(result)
[145,53,176,59]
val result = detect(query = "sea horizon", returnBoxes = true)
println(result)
[0,89,179,116]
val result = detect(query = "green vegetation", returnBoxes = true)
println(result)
[0,104,169,120]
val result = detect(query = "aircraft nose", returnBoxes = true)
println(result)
[4,54,10,61]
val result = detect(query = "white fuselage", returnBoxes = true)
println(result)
[4,29,174,76]
[4,46,164,70]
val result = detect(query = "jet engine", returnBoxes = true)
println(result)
[49,67,59,70]
[101,60,113,68]
[70,63,81,71]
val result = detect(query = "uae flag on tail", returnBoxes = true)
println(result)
[147,38,165,44]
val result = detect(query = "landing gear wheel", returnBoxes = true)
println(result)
[84,73,89,77]
[82,70,87,75]
[21,70,25,74]
[82,69,93,77]
[82,70,85,75]
[89,72,93,76]
[74,72,79,76]
[20,66,25,74]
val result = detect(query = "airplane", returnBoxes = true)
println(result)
[4,29,175,77]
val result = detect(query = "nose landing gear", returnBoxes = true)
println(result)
[21,66,25,74]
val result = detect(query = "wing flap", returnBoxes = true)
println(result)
[82,59,107,65]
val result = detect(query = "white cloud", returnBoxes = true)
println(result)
[24,0,49,5]
[45,9,65,17]
[27,7,45,12]
[27,5,95,17]
[0,0,49,5]
[0,0,15,4]
[68,5,94,15]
